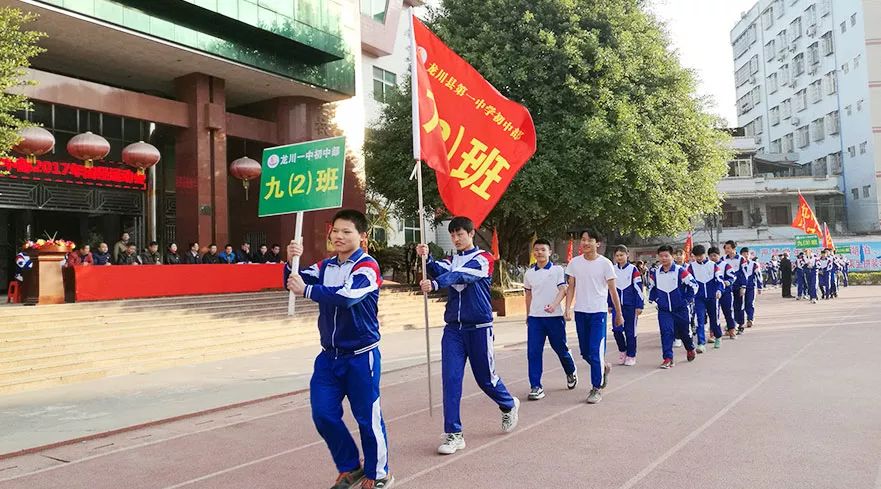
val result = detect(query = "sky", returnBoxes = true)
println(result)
[649,0,758,127]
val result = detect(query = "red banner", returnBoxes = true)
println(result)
[412,16,536,228]
[822,222,835,250]
[0,157,146,190]
[684,232,693,256]
[791,192,821,236]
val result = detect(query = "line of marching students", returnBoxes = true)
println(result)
[792,247,849,303]
[283,209,849,489]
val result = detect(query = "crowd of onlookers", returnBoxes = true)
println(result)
[63,232,285,267]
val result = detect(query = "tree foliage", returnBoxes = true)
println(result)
[0,8,45,156]
[364,0,731,261]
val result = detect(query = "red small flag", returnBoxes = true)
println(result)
[822,222,835,250]
[684,231,693,256]
[566,238,573,262]
[491,227,500,260]
[411,15,536,228]
[792,192,822,237]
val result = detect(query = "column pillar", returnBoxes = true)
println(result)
[174,73,229,250]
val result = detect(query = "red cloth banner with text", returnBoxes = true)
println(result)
[791,192,822,237]
[684,232,693,256]
[822,222,835,250]
[412,16,536,228]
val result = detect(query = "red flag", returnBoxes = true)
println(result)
[566,238,574,262]
[683,231,693,256]
[491,227,500,260]
[411,15,536,228]
[791,192,822,237]
[822,222,835,250]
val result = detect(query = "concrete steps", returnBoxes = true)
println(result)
[0,289,447,395]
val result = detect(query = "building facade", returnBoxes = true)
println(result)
[0,0,367,285]
[730,0,881,234]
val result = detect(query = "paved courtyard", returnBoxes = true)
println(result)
[1,287,880,488]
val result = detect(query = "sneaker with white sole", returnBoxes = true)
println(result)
[566,371,578,390]
[361,476,394,489]
[501,397,520,432]
[600,364,611,389]
[586,388,602,404]
[618,351,627,365]
[624,356,636,366]
[437,432,465,455]
[713,338,721,349]
[696,344,706,354]
[673,339,683,348]
[330,467,365,489]
[527,387,545,401]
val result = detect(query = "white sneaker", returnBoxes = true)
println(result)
[696,344,706,354]
[673,339,683,348]
[618,351,627,365]
[437,432,465,455]
[624,356,636,366]
[527,387,545,400]
[501,397,520,433]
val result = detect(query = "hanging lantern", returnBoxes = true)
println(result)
[12,127,55,165]
[229,156,262,200]
[122,141,161,175]
[67,131,110,168]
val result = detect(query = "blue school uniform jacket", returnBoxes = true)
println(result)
[687,259,725,300]
[284,248,382,355]
[647,263,698,312]
[608,262,645,309]
[426,246,494,328]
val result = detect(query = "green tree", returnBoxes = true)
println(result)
[364,0,731,262]
[0,8,45,155]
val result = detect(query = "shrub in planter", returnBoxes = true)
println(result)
[847,272,881,285]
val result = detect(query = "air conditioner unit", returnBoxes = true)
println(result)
[778,53,786,62]
[807,26,817,36]
[755,135,763,144]
[789,44,798,52]
[749,75,757,83]
[791,117,800,125]
[808,66,818,75]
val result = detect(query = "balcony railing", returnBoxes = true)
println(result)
[718,175,842,197]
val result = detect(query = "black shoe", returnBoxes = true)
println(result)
[361,476,395,489]
[600,364,610,389]
[736,326,744,335]
[331,467,365,489]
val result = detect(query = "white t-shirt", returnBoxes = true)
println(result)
[566,254,616,313]
[523,262,567,317]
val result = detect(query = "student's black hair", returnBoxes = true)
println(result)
[740,247,750,254]
[224,243,233,249]
[332,209,369,233]
[724,240,737,249]
[657,244,674,254]
[707,246,721,255]
[148,241,158,247]
[259,243,268,249]
[673,248,684,255]
[579,228,604,243]
[448,216,474,234]
[271,243,280,249]
[208,243,217,248]
[188,242,198,249]
[241,242,250,247]
[533,238,552,248]
[613,244,629,254]
[691,244,707,256]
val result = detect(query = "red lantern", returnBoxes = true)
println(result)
[67,131,110,168]
[229,156,262,200]
[122,141,161,175]
[12,126,55,165]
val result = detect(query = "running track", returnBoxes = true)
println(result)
[1,287,880,488]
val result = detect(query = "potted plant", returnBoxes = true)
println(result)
[490,285,506,316]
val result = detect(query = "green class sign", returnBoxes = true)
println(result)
[258,136,346,217]
[794,234,820,248]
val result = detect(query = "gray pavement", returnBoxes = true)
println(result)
[0,287,879,488]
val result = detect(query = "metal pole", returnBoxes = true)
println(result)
[416,160,434,417]
[288,211,304,316]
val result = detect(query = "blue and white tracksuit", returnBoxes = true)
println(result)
[720,255,745,330]
[817,257,831,298]
[284,249,389,480]
[687,259,725,343]
[795,257,806,298]
[740,259,763,322]
[608,263,644,358]
[524,262,576,389]
[840,258,849,287]
[804,255,819,300]
[830,257,839,296]
[648,264,699,360]
[426,247,515,434]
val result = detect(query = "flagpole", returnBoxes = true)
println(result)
[410,6,434,417]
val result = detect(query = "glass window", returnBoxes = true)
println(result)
[103,114,122,139]
[54,105,78,132]
[722,204,744,228]
[852,188,859,200]
[361,0,388,22]
[31,102,52,127]
[767,205,792,225]
[863,186,870,198]
[372,66,397,103]
[123,118,142,142]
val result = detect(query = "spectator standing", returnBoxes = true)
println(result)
[139,241,162,265]
[218,244,238,264]
[202,244,220,264]
[66,245,94,267]
[117,244,141,265]
[182,242,201,264]
[165,243,181,264]
[112,232,130,263]
[92,242,112,266]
